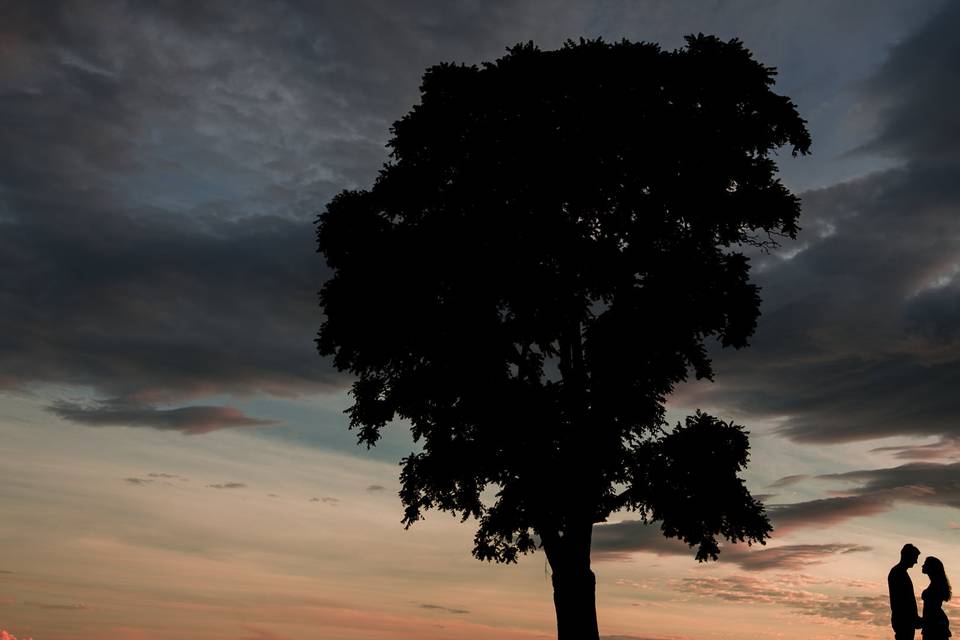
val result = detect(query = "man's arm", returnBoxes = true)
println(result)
[888,569,919,627]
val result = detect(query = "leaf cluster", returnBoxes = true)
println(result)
[623,411,772,561]
[317,35,808,562]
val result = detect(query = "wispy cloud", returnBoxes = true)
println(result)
[21,601,88,610]
[419,603,470,615]
[676,574,888,626]
[126,473,188,485]
[592,520,870,570]
[592,520,693,560]
[0,2,355,408]
[871,437,960,461]
[208,482,246,490]
[767,474,809,488]
[670,1,960,448]
[817,462,960,509]
[737,462,960,538]
[51,400,278,435]
[767,493,900,534]
[722,543,871,571]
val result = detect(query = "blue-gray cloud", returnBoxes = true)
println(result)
[51,400,277,434]
[1,0,953,449]
[592,519,871,570]
[674,0,960,445]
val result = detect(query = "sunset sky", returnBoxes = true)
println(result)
[3,1,960,639]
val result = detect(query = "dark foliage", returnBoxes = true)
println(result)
[317,32,807,593]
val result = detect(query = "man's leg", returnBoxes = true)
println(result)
[894,628,916,640]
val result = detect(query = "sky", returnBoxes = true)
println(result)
[2,0,960,638]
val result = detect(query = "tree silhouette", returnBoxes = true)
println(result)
[317,36,810,640]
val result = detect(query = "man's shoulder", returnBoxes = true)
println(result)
[889,564,904,581]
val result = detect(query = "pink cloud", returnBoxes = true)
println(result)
[721,543,871,570]
[872,438,960,461]
[768,494,895,534]
[676,574,888,626]
[768,485,935,536]
[1,630,35,640]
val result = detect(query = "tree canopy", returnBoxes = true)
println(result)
[317,34,809,637]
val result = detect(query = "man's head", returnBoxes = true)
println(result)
[900,543,921,567]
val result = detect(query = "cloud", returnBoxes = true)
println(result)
[590,462,956,546]
[240,628,296,640]
[676,574,888,626]
[366,484,386,492]
[310,496,339,505]
[0,179,341,405]
[739,462,960,536]
[592,520,695,560]
[858,0,960,166]
[21,601,87,610]
[0,2,363,406]
[767,494,899,534]
[819,462,960,510]
[592,520,869,570]
[767,474,809,488]
[208,482,246,490]
[50,400,278,434]
[871,437,960,461]
[0,0,607,410]
[1,631,34,640]
[722,543,871,571]
[1,0,947,438]
[670,1,960,447]
[419,603,470,615]
[127,473,189,485]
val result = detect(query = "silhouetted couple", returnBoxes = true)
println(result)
[890,544,952,640]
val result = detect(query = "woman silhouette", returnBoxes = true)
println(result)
[921,556,952,639]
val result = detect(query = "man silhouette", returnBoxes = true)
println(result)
[889,543,922,640]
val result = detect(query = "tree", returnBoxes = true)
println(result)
[316,35,810,640]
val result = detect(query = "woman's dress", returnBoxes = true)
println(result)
[922,587,952,640]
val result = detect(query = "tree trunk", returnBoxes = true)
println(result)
[552,564,598,640]
[543,525,599,640]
